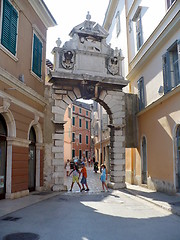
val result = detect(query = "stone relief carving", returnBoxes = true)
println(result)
[80,36,101,52]
[0,98,11,113]
[108,56,119,75]
[61,50,75,69]
[108,47,122,76]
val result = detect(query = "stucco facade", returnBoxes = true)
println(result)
[64,101,91,163]
[103,0,180,193]
[0,0,56,199]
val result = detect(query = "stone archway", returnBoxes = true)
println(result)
[45,13,128,191]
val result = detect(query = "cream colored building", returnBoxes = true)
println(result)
[91,102,110,172]
[103,0,180,193]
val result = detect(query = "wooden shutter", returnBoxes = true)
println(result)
[176,40,180,85]
[137,77,145,110]
[162,52,171,93]
[1,0,18,55]
[32,34,42,78]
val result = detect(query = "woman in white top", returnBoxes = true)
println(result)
[65,159,71,176]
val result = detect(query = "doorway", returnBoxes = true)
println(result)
[28,127,36,192]
[176,126,180,192]
[0,114,7,199]
[142,136,147,184]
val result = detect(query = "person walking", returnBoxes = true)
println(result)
[69,162,81,191]
[80,162,89,192]
[65,159,71,177]
[100,164,108,192]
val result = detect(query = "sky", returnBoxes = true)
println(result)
[44,0,109,62]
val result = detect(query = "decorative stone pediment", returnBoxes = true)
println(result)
[51,12,126,87]
[69,12,108,40]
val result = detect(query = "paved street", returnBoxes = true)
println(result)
[0,167,180,240]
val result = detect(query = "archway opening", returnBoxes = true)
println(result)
[142,136,147,185]
[63,98,111,191]
[176,125,180,192]
[0,114,7,199]
[28,126,36,192]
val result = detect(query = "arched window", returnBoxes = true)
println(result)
[29,127,36,143]
[0,114,7,136]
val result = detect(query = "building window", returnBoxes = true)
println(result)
[68,127,70,138]
[115,11,120,37]
[85,151,88,159]
[72,116,75,126]
[72,132,75,142]
[86,135,89,145]
[32,33,42,78]
[79,134,82,144]
[136,14,143,50]
[137,77,145,111]
[167,0,175,9]
[68,108,71,118]
[79,108,82,114]
[86,120,88,129]
[72,105,75,112]
[1,0,18,55]
[132,7,143,51]
[86,110,88,116]
[79,118,82,128]
[72,149,75,158]
[163,40,180,93]
[79,149,82,160]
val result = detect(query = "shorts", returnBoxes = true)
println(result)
[72,176,79,183]
[81,176,87,185]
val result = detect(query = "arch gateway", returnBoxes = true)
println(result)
[44,14,135,191]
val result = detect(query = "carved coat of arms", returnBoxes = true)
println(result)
[108,56,119,75]
[62,50,75,69]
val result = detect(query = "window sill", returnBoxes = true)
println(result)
[30,70,42,82]
[0,44,18,62]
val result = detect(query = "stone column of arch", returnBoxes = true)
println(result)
[99,90,126,189]
[51,87,81,191]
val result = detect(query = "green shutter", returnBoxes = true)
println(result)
[32,34,42,78]
[162,52,171,93]
[1,0,18,55]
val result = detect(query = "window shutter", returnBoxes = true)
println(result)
[162,54,168,93]
[177,40,180,85]
[138,77,145,110]
[162,52,171,93]
[1,0,18,55]
[32,34,42,78]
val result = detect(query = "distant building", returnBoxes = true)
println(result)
[64,100,92,163]
[91,102,110,172]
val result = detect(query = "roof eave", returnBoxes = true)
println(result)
[28,0,57,28]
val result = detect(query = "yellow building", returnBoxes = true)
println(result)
[103,0,180,194]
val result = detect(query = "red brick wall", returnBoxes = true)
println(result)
[12,146,28,193]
